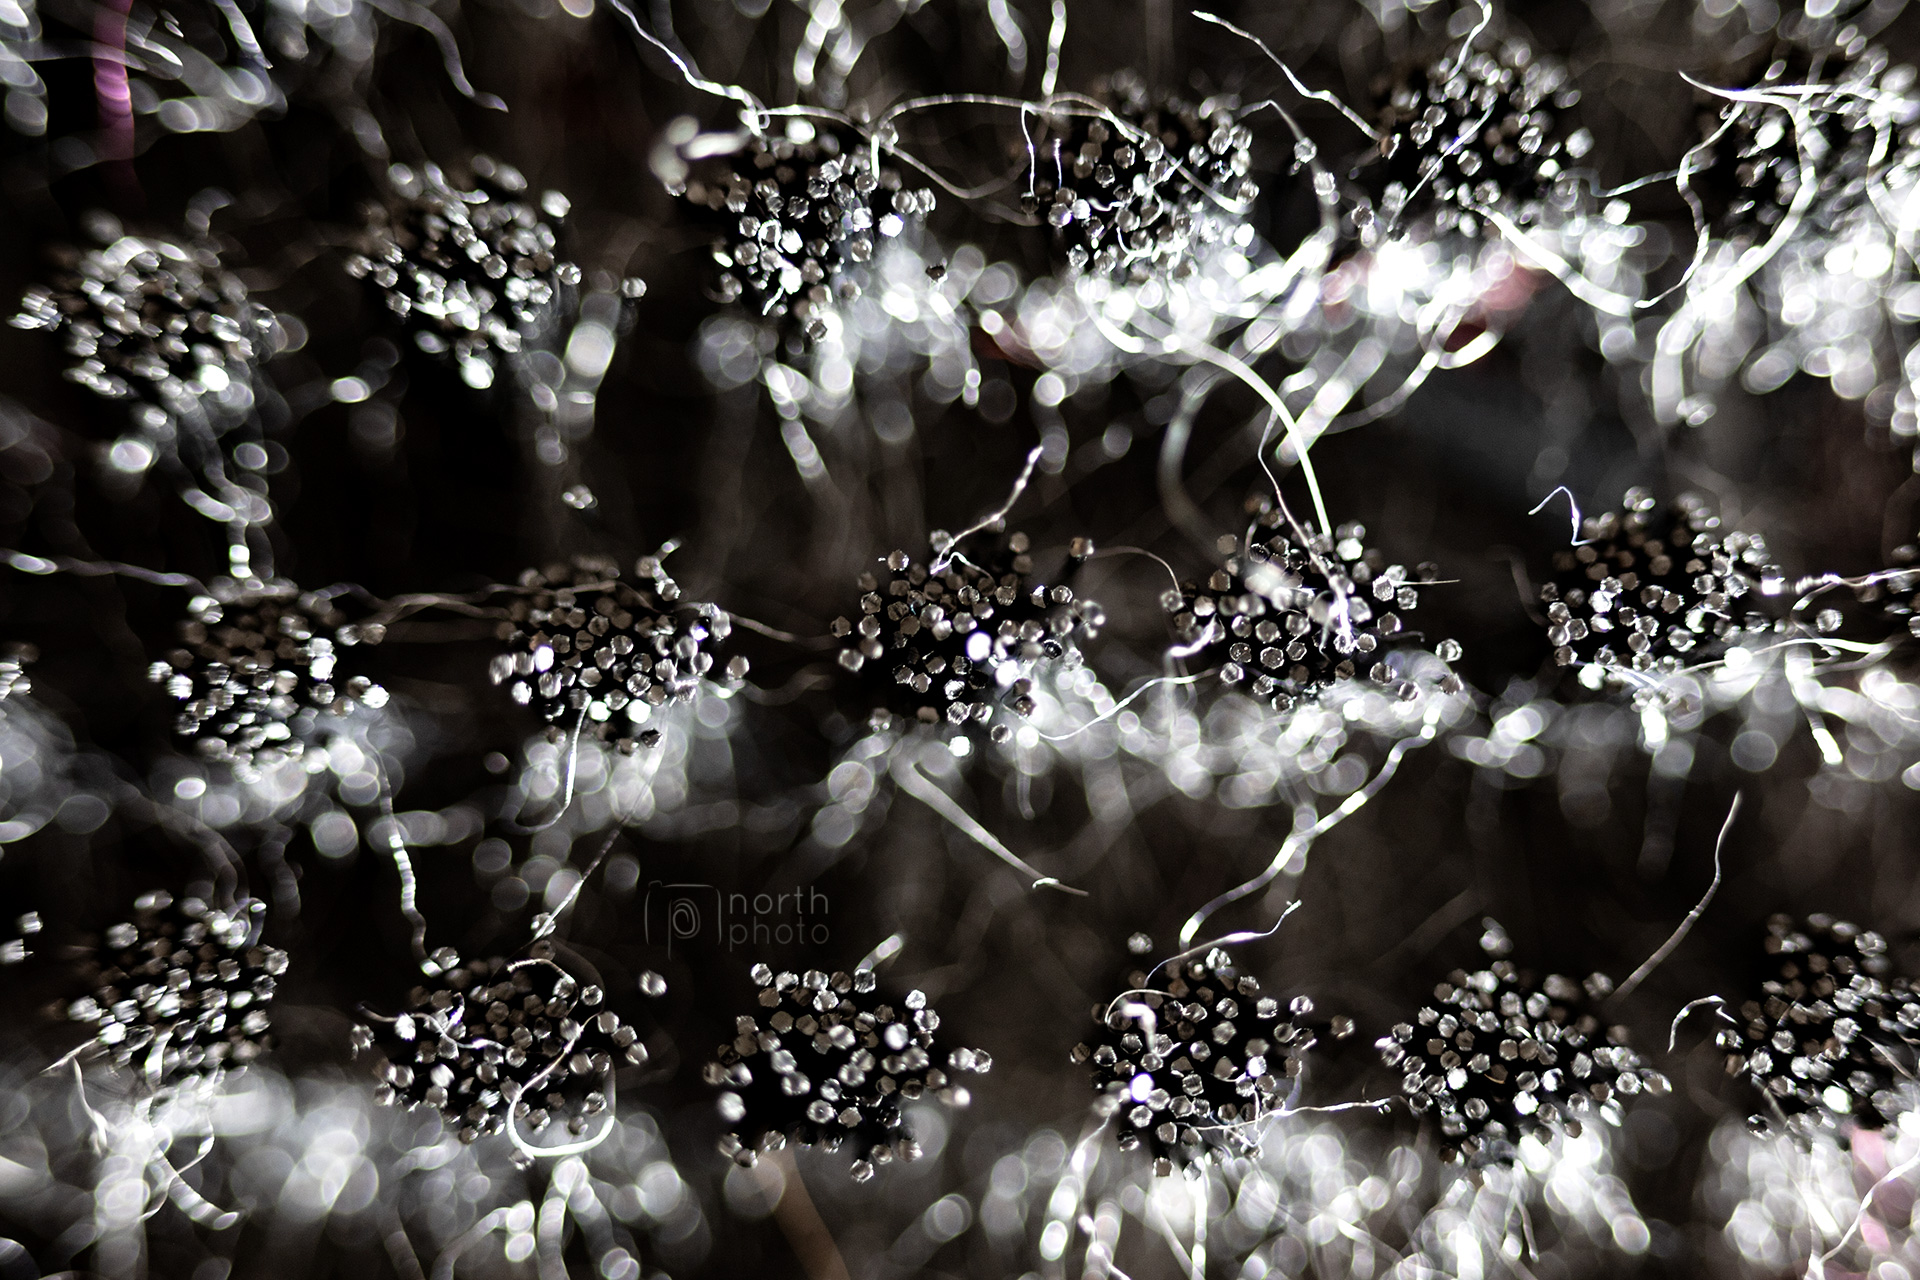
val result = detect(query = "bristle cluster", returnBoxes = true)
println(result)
[0,646,31,702]
[1718,914,1920,1134]
[705,963,989,1182]
[1875,552,1920,640]
[66,892,286,1088]
[353,946,660,1144]
[1075,948,1346,1173]
[149,588,388,771]
[1351,39,1588,241]
[1688,44,1913,241]
[1379,961,1668,1164]
[831,532,1102,739]
[676,126,935,340]
[346,158,589,389]
[1539,488,1781,684]
[11,233,277,426]
[490,556,747,753]
[1028,71,1257,280]
[1166,505,1460,709]
[0,911,40,967]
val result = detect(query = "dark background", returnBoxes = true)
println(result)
[2,1,1919,1276]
